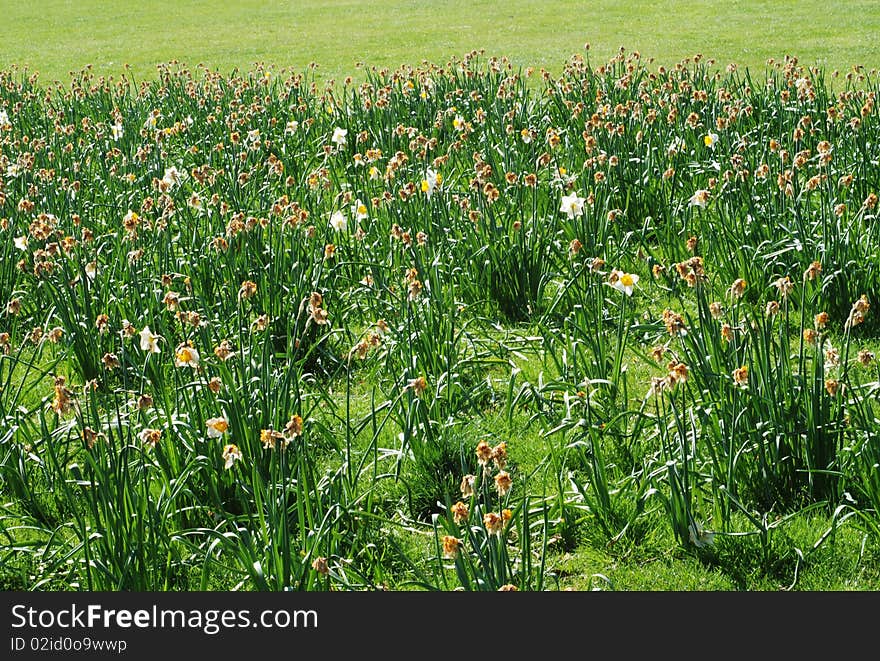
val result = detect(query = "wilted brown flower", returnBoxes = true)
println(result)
[260,428,285,449]
[494,471,513,496]
[475,440,493,466]
[139,428,161,448]
[284,414,304,439]
[491,442,508,469]
[238,280,257,300]
[483,512,504,536]
[857,349,875,366]
[650,345,666,363]
[82,427,102,449]
[214,339,234,361]
[408,376,427,396]
[311,556,330,575]
[460,474,476,498]
[668,361,689,385]
[728,278,747,299]
[772,275,793,298]
[51,376,73,415]
[451,501,469,524]
[441,535,462,559]
[662,309,687,336]
[804,260,822,281]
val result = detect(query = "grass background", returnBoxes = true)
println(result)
[1,1,879,84]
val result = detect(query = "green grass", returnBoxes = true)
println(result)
[2,1,880,85]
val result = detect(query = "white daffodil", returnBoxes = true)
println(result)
[331,127,347,146]
[161,166,183,190]
[352,199,368,221]
[174,343,200,369]
[560,192,586,219]
[703,132,719,149]
[222,443,241,468]
[610,271,639,296]
[688,521,715,548]
[419,79,434,100]
[84,261,97,281]
[689,189,710,208]
[139,325,161,354]
[206,416,229,438]
[285,120,299,135]
[421,168,442,199]
[330,210,348,232]
[452,114,465,131]
[14,236,28,251]
[0,109,9,126]
[111,122,124,141]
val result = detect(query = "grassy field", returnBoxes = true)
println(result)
[3,3,880,593]
[1,1,880,84]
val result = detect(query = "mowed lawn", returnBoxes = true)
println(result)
[1,0,879,84]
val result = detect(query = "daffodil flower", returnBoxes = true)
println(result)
[689,189,710,208]
[330,210,348,232]
[688,521,715,548]
[704,132,719,149]
[161,166,183,190]
[331,127,347,146]
[352,199,368,221]
[206,416,229,438]
[222,443,242,469]
[560,192,586,219]
[421,168,442,198]
[174,343,200,368]
[610,271,639,296]
[139,326,162,354]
